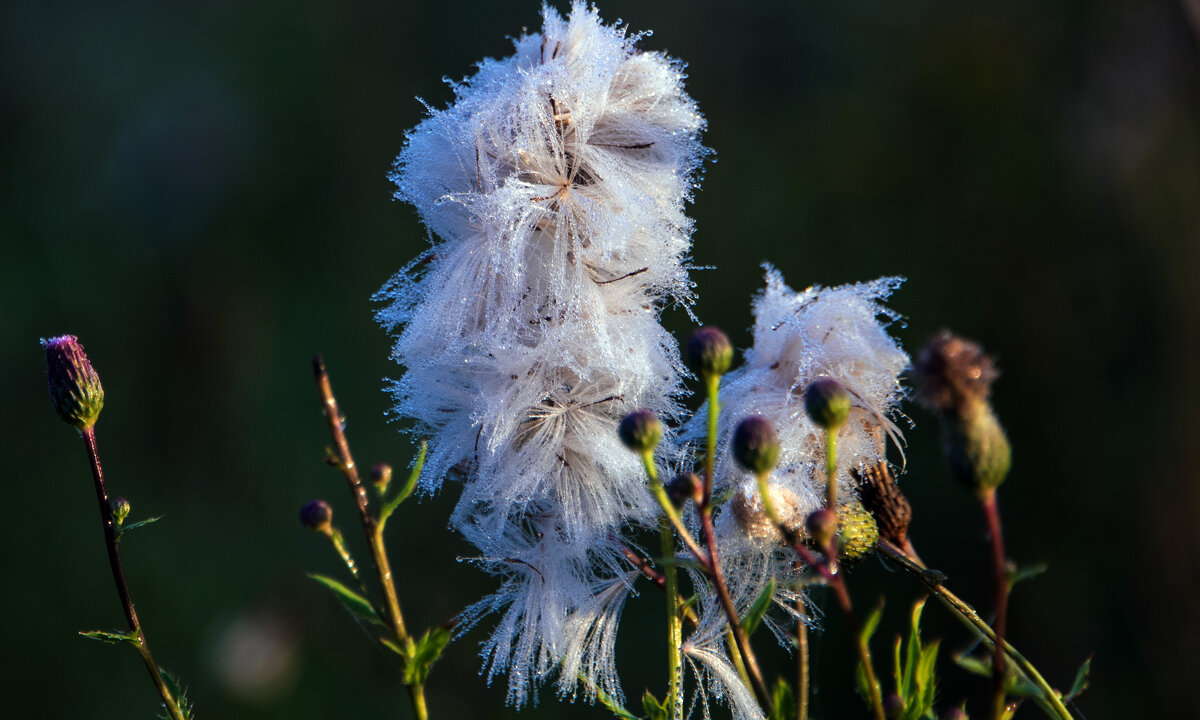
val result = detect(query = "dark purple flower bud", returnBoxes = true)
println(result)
[686,326,733,379]
[732,416,780,476]
[804,377,851,431]
[618,410,662,454]
[299,499,333,533]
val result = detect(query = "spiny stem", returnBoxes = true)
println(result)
[82,428,187,720]
[314,355,428,720]
[877,539,1075,720]
[981,489,1010,720]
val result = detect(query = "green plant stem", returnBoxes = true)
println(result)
[314,356,428,720]
[660,517,683,720]
[795,598,809,720]
[703,373,719,503]
[980,489,1010,720]
[824,428,839,509]
[876,539,1074,720]
[81,428,187,720]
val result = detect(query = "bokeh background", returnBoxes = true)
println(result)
[4,0,1198,717]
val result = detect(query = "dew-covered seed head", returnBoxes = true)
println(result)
[686,326,733,380]
[42,335,105,432]
[732,416,780,476]
[618,410,663,455]
[299,499,333,533]
[804,377,851,431]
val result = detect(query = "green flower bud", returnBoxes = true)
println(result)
[804,377,851,431]
[666,472,702,506]
[805,508,837,552]
[732,416,780,476]
[111,497,131,526]
[618,410,662,454]
[371,462,393,494]
[943,404,1011,495]
[42,335,105,432]
[836,501,879,563]
[686,326,734,379]
[299,499,333,533]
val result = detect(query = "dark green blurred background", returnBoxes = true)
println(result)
[4,0,1198,717]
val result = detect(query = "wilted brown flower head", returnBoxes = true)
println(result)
[910,331,998,415]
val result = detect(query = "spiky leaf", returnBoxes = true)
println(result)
[405,625,452,685]
[741,577,776,637]
[308,573,385,628]
[642,689,669,720]
[79,629,139,646]
[1064,655,1092,702]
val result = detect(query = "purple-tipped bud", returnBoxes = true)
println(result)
[804,377,851,431]
[111,497,131,526]
[686,326,734,379]
[299,499,333,533]
[806,508,838,551]
[370,463,393,494]
[885,693,905,719]
[618,410,662,454]
[732,416,780,476]
[942,707,969,720]
[666,472,703,506]
[42,335,104,431]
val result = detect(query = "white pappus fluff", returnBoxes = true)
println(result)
[376,2,706,705]
[699,264,909,559]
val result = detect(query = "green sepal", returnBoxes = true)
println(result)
[641,689,669,720]
[741,577,776,637]
[379,442,427,528]
[307,573,385,628]
[1063,655,1092,702]
[769,678,795,720]
[116,515,163,541]
[404,625,452,686]
[78,628,139,646]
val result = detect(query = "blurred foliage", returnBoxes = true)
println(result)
[4,0,1198,717]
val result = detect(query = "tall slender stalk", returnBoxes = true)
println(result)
[980,489,1010,720]
[81,428,187,720]
[314,355,428,720]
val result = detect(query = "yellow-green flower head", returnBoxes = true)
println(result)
[836,501,879,563]
[42,335,104,432]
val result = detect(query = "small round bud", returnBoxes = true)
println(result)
[805,508,837,551]
[111,497,131,526]
[666,472,702,506]
[944,405,1011,494]
[885,693,905,719]
[299,499,333,533]
[42,335,105,431]
[618,410,662,454]
[371,463,393,494]
[732,416,780,476]
[836,501,880,563]
[686,326,733,379]
[804,377,851,431]
[942,707,969,720]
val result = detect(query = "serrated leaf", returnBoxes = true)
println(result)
[159,669,195,720]
[404,625,452,685]
[79,628,139,646]
[642,689,668,720]
[741,577,776,637]
[308,573,385,628]
[1063,655,1092,701]
[913,640,940,713]
[116,515,163,540]
[901,600,925,697]
[1008,562,1048,588]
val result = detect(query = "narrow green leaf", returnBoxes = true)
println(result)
[585,674,639,720]
[892,634,904,700]
[381,637,405,657]
[1063,655,1092,701]
[953,653,991,678]
[78,629,139,646]
[308,573,385,628]
[914,640,941,712]
[901,599,925,696]
[770,678,795,720]
[405,625,452,685]
[741,577,776,637]
[159,669,195,720]
[380,442,428,527]
[116,515,163,540]
[1007,562,1048,588]
[642,689,668,720]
